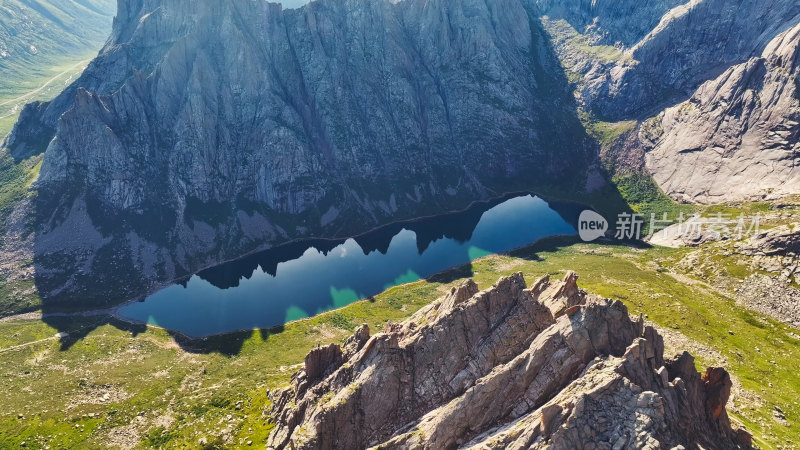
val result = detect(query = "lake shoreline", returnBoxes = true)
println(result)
[108,232,580,341]
[26,191,588,335]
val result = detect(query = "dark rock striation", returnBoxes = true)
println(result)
[267,272,752,449]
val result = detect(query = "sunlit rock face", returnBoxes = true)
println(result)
[531,0,800,204]
[644,23,800,204]
[268,273,753,449]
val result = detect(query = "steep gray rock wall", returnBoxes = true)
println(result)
[33,0,591,216]
[644,22,800,204]
[6,0,595,305]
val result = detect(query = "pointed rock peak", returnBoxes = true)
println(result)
[534,270,586,318]
[343,323,370,357]
[303,343,343,386]
[527,273,551,297]
[496,271,527,290]
[703,367,732,420]
[763,21,800,69]
[442,278,479,310]
[555,270,580,299]
[268,272,750,449]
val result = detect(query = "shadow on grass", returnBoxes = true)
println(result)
[426,263,475,284]
[45,313,288,356]
[508,235,652,262]
[169,325,287,357]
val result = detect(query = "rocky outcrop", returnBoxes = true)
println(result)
[734,223,800,327]
[743,223,800,257]
[647,215,728,248]
[643,22,800,204]
[733,273,800,329]
[267,272,751,449]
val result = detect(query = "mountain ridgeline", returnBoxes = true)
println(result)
[2,0,800,307]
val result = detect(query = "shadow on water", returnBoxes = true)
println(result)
[193,195,500,292]
[113,195,577,339]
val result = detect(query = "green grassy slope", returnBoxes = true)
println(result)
[0,202,798,448]
[0,0,115,83]
[0,0,116,137]
[0,56,94,137]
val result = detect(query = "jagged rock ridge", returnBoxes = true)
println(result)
[267,272,752,449]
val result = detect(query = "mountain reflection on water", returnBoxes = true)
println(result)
[117,195,580,336]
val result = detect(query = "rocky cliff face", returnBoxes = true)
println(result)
[643,22,800,204]
[20,0,593,213]
[538,0,800,119]
[4,0,800,305]
[2,0,598,305]
[267,272,752,449]
[536,0,800,204]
